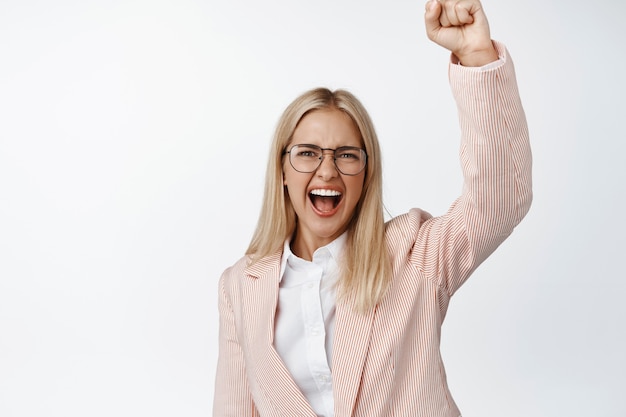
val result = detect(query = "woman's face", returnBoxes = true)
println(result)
[283,108,365,259]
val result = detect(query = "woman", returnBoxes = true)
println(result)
[213,0,532,416]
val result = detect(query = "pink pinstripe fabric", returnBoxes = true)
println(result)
[213,42,532,417]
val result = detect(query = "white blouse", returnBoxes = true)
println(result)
[273,234,346,417]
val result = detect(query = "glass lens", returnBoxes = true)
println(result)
[335,147,366,175]
[290,145,322,172]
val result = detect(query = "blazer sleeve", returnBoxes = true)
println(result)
[408,41,533,296]
[213,270,260,417]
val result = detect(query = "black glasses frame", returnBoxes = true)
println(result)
[284,144,368,176]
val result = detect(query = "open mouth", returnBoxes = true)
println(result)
[309,189,342,213]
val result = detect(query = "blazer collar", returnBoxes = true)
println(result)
[242,249,319,416]
[243,247,377,417]
[244,248,283,279]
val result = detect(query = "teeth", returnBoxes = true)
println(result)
[310,189,342,197]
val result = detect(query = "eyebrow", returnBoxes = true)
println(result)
[290,143,363,149]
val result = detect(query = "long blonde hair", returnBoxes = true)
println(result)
[246,87,390,312]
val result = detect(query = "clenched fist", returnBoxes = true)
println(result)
[424,0,498,66]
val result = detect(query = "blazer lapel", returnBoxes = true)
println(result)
[332,295,376,417]
[242,251,318,416]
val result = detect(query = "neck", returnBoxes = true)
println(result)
[290,230,337,261]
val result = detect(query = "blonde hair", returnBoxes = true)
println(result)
[246,87,391,312]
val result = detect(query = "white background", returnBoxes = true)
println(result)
[1,0,625,416]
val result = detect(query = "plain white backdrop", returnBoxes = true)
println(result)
[1,0,625,416]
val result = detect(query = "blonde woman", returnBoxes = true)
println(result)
[213,0,532,416]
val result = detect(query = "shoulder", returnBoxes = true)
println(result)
[221,255,250,277]
[218,255,251,292]
[385,208,433,236]
[384,208,433,250]
[219,250,283,292]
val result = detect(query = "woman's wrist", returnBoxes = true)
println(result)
[454,42,499,67]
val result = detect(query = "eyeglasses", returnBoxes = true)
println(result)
[284,144,367,176]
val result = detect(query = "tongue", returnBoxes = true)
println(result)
[311,195,336,213]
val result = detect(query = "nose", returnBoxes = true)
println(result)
[316,150,338,180]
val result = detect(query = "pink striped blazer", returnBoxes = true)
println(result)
[214,42,532,417]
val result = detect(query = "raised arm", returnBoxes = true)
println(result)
[393,0,532,296]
